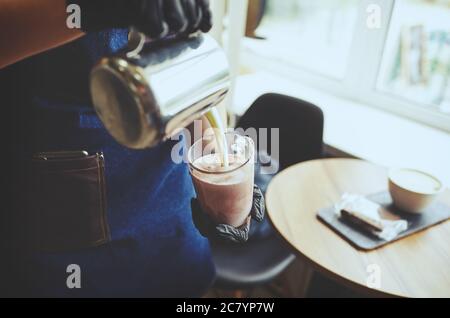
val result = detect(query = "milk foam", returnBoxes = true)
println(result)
[391,169,442,194]
[193,154,247,185]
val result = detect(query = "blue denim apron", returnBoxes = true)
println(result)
[4,30,214,297]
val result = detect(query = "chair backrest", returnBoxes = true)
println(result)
[237,93,324,170]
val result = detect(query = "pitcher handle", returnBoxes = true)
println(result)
[127,28,147,59]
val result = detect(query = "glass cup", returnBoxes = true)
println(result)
[188,132,255,228]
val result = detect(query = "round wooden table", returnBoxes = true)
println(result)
[266,158,450,298]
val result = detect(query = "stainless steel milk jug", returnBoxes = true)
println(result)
[90,31,230,149]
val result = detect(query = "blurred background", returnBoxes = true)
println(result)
[216,0,450,120]
[206,0,450,298]
[209,0,450,186]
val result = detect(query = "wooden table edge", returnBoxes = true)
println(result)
[266,158,411,298]
[266,213,405,298]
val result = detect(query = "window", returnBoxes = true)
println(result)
[247,0,359,79]
[240,0,450,132]
[377,0,450,114]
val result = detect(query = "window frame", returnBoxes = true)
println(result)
[238,0,450,133]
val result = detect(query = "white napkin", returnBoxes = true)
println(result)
[334,193,408,241]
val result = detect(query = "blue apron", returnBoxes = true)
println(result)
[4,29,215,297]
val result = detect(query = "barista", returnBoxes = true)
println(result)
[0,0,263,297]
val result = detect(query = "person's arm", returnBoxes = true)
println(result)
[0,0,84,69]
[0,0,213,69]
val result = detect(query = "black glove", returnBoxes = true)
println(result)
[192,185,265,244]
[69,0,213,39]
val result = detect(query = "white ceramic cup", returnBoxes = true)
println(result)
[388,168,445,214]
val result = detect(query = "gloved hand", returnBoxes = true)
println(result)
[192,185,265,244]
[69,0,213,39]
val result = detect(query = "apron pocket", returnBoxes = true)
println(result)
[27,152,110,252]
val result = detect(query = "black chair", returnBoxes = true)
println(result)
[211,93,324,291]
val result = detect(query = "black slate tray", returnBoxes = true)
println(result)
[317,192,450,251]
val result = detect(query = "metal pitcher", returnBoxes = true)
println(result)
[90,31,230,149]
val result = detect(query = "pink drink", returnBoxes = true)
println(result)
[189,134,255,227]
